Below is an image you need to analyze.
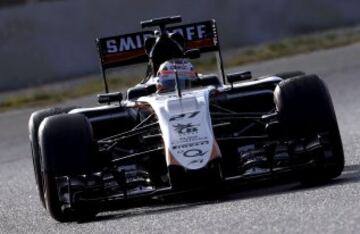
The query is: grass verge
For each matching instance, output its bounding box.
[1,25,360,112]
[0,76,139,112]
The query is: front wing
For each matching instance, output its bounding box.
[55,133,331,210]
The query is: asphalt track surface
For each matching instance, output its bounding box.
[1,43,360,234]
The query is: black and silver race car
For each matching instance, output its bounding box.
[29,16,344,222]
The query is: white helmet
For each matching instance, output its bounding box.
[156,59,197,92]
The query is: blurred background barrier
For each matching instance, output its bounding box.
[1,0,360,91]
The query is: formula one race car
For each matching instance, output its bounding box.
[29,16,344,222]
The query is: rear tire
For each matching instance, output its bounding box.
[39,113,96,222]
[29,106,77,208]
[274,74,344,183]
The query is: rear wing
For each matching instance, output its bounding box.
[96,20,225,92]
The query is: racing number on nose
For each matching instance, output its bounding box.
[169,111,200,122]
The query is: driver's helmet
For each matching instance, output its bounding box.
[156,59,197,92]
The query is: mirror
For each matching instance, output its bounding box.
[97,92,123,104]
[227,71,252,84]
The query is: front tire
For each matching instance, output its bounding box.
[39,113,96,222]
[274,74,344,183]
[29,106,77,208]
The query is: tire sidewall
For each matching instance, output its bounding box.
[274,75,344,180]
[39,113,95,221]
[29,106,77,208]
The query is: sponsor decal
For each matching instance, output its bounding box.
[105,33,153,53]
[171,136,208,144]
[173,123,199,135]
[169,111,200,122]
[104,23,210,54]
[169,24,207,41]
[183,149,208,158]
[172,141,209,150]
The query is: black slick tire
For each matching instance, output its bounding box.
[28,106,77,208]
[39,113,95,222]
[274,74,344,183]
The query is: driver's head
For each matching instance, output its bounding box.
[156,59,197,93]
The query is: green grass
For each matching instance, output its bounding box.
[228,29,360,67]
[1,26,360,112]
[0,76,139,112]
